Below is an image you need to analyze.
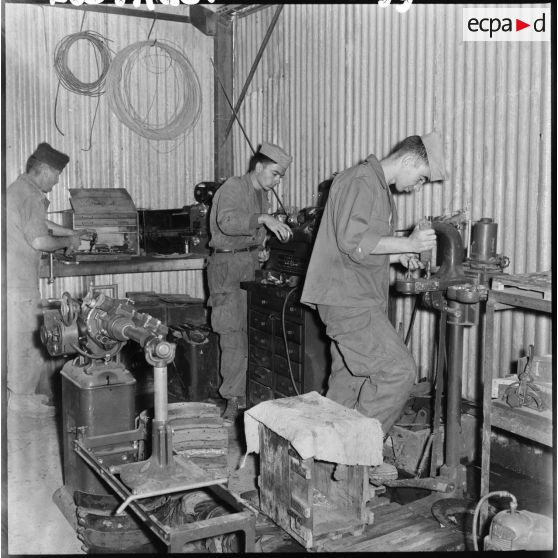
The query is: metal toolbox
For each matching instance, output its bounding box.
[68,188,139,260]
[243,281,329,408]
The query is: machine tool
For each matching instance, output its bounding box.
[472,491,553,550]
[391,215,509,496]
[41,288,255,553]
[261,205,325,285]
[139,181,220,255]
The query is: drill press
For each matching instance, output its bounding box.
[391,216,508,495]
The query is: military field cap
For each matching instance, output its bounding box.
[421,132,446,182]
[259,142,293,173]
[31,142,70,172]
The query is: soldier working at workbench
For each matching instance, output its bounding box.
[301,133,446,483]
[6,142,93,417]
[207,142,293,424]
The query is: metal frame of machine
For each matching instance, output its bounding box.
[389,215,509,496]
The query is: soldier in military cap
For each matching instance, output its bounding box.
[208,142,293,424]
[301,132,446,483]
[6,142,92,417]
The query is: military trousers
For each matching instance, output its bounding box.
[207,251,259,400]
[317,304,416,434]
[7,286,47,395]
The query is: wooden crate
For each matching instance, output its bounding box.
[258,425,373,549]
[491,271,552,300]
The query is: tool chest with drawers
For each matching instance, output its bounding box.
[241,282,330,408]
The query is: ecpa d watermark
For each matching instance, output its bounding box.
[463,8,550,42]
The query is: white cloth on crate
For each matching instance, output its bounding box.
[243,391,383,466]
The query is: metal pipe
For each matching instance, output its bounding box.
[445,307,464,470]
[48,253,55,284]
[383,477,455,493]
[153,366,168,422]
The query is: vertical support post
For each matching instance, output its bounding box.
[445,318,463,471]
[153,365,168,422]
[480,297,496,524]
[214,15,234,181]
[152,365,173,468]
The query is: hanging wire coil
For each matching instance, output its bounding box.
[106,40,202,141]
[54,30,113,96]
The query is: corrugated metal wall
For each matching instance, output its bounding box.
[232,3,552,402]
[4,3,213,301]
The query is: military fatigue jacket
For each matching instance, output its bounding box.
[301,155,396,310]
[209,173,268,251]
[6,174,50,289]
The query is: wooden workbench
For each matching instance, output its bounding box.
[39,254,206,279]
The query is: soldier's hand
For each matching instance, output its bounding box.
[259,215,292,243]
[399,254,423,270]
[69,234,82,250]
[409,224,436,253]
[258,247,270,263]
[77,228,96,240]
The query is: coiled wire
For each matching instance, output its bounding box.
[54,30,112,96]
[53,30,112,146]
[106,40,202,141]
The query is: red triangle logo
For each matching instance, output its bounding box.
[516,19,530,31]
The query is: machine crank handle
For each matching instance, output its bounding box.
[418,218,433,279]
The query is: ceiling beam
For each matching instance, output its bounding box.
[6,2,196,27]
[189,5,217,36]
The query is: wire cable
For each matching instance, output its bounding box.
[404,296,418,346]
[281,287,300,396]
[53,30,113,141]
[54,30,113,97]
[106,40,202,141]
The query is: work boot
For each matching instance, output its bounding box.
[222,397,240,426]
[8,393,56,418]
[368,462,398,484]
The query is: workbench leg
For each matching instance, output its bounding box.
[480,299,496,527]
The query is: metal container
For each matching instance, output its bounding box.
[469,218,498,263]
[61,360,137,497]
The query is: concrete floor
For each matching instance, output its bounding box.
[7,411,84,554]
[6,408,258,554]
